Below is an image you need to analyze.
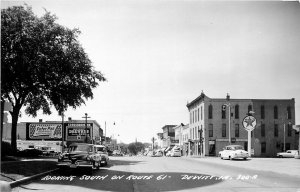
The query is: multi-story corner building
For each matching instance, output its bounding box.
[187,92,297,157]
[161,125,177,149]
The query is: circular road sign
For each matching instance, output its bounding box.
[242,116,257,131]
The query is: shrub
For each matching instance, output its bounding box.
[1,141,13,158]
[17,149,43,157]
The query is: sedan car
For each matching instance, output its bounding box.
[219,145,249,160]
[94,144,109,166]
[277,150,299,158]
[57,143,102,170]
[170,149,181,157]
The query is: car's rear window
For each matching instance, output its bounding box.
[69,145,92,152]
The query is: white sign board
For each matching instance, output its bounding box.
[242,116,257,131]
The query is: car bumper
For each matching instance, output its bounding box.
[57,161,95,168]
[232,154,249,159]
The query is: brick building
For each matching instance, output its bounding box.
[187,92,298,157]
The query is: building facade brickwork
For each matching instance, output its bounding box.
[187,92,297,157]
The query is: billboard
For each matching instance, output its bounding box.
[66,123,93,141]
[26,123,62,140]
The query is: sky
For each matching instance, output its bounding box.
[2,0,300,144]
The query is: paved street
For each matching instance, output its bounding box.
[15,156,300,192]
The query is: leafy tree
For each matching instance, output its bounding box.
[1,5,106,152]
[127,142,145,155]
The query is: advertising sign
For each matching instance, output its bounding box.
[66,123,93,141]
[26,123,62,140]
[242,116,257,131]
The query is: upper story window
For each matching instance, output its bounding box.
[222,124,226,137]
[261,105,265,119]
[235,105,239,119]
[288,124,292,137]
[197,108,199,122]
[248,105,252,114]
[274,124,278,137]
[274,106,278,119]
[287,106,292,119]
[221,105,226,119]
[208,105,213,119]
[209,124,213,137]
[261,124,265,137]
[201,106,203,120]
[235,124,239,137]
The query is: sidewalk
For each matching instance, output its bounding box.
[1,157,59,191]
[185,156,300,177]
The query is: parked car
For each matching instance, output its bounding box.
[36,146,56,156]
[170,149,181,157]
[219,145,249,160]
[277,150,299,158]
[94,144,109,166]
[57,143,102,170]
[154,151,163,157]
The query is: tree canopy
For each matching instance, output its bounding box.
[1,5,106,151]
[128,142,145,155]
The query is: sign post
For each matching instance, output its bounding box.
[242,115,257,157]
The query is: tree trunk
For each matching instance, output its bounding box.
[10,108,20,154]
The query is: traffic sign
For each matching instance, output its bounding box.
[242,116,257,131]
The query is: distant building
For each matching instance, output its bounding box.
[161,125,177,149]
[156,133,163,148]
[187,92,297,157]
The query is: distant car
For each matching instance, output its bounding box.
[57,143,102,170]
[154,151,163,157]
[166,151,172,157]
[170,149,181,157]
[94,145,109,166]
[147,151,154,156]
[277,150,299,158]
[219,145,249,160]
[112,150,123,156]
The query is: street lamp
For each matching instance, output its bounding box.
[223,93,231,145]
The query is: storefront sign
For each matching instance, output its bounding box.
[26,123,62,140]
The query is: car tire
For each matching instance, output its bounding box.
[243,158,247,160]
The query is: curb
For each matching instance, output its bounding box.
[0,168,59,192]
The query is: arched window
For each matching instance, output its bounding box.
[274,106,278,119]
[235,105,239,119]
[248,105,252,114]
[261,105,265,119]
[287,106,292,119]
[208,105,213,119]
[221,105,226,119]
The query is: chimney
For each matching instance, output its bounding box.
[39,119,43,122]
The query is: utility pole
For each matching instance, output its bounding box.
[82,113,90,143]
